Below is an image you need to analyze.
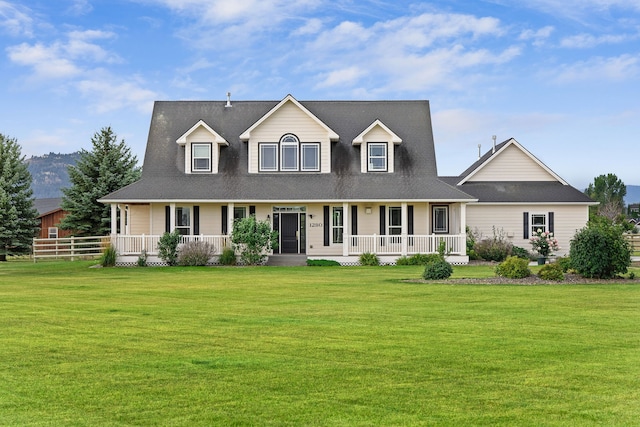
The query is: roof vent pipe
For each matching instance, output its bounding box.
[492,135,496,153]
[478,144,481,160]
[225,92,232,108]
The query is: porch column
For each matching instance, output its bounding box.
[110,204,118,235]
[119,205,126,236]
[342,202,349,257]
[169,203,176,232]
[228,203,234,236]
[401,202,408,256]
[460,203,467,256]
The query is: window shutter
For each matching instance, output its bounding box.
[165,206,171,233]
[351,205,358,235]
[408,205,414,235]
[323,206,330,246]
[193,206,200,235]
[523,212,529,239]
[548,212,554,233]
[379,206,386,235]
[249,205,256,216]
[221,206,228,235]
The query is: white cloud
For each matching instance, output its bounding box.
[0,1,33,37]
[552,54,640,82]
[519,26,554,46]
[292,18,324,36]
[560,32,635,48]
[66,0,93,16]
[77,76,159,114]
[315,66,366,88]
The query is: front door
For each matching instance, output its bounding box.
[280,213,299,254]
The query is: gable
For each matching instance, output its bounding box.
[460,139,563,184]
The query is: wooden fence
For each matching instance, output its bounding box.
[32,236,110,262]
[624,234,640,252]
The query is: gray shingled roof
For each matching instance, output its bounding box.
[101,99,475,202]
[438,179,594,203]
[33,198,63,216]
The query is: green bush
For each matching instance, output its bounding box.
[538,262,565,281]
[422,257,453,280]
[232,216,279,266]
[359,252,380,266]
[511,246,530,260]
[556,257,572,273]
[218,247,237,266]
[157,230,181,266]
[307,259,341,266]
[495,256,530,279]
[569,218,631,279]
[474,227,513,262]
[466,227,479,260]
[100,245,117,267]
[396,253,441,265]
[178,241,214,266]
[137,249,147,267]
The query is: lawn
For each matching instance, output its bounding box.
[1,261,639,426]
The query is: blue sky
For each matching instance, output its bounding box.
[1,0,639,189]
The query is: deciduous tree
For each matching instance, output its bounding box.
[585,173,626,221]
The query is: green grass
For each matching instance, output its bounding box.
[1,261,640,426]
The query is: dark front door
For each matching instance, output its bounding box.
[280,213,299,253]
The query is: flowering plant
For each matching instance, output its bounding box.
[529,229,559,257]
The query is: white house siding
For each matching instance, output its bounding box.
[183,126,222,174]
[465,204,589,257]
[468,144,556,182]
[248,101,332,173]
[129,204,151,235]
[358,125,397,173]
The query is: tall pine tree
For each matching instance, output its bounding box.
[0,134,39,258]
[60,127,141,236]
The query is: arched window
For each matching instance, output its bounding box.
[280,134,299,171]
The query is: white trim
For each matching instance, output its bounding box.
[100,198,479,204]
[239,94,339,141]
[457,138,568,186]
[176,120,229,146]
[352,119,402,145]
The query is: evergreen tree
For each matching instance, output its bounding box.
[0,134,39,257]
[60,127,141,236]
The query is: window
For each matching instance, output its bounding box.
[280,134,298,171]
[48,227,58,238]
[332,207,343,244]
[531,213,546,235]
[388,206,402,235]
[234,207,247,221]
[259,135,320,172]
[175,206,190,235]
[260,144,278,171]
[301,143,320,171]
[368,143,387,171]
[192,143,211,172]
[433,206,448,233]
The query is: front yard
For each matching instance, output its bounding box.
[1,261,639,425]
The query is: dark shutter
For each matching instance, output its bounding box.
[351,205,358,235]
[249,205,256,216]
[523,212,529,239]
[548,212,554,233]
[193,206,200,235]
[408,205,414,234]
[221,206,228,234]
[379,206,386,235]
[323,206,330,246]
[165,206,171,233]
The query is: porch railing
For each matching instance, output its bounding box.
[349,234,466,255]
[114,234,231,255]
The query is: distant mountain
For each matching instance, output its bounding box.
[26,152,81,199]
[626,185,640,205]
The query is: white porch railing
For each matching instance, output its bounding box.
[114,234,231,255]
[349,234,466,255]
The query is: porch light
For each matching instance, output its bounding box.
[365,207,372,214]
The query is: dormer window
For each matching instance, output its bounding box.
[257,134,320,172]
[281,134,299,171]
[368,143,387,171]
[192,143,212,172]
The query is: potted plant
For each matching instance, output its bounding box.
[530,229,560,264]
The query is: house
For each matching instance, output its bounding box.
[33,198,72,239]
[99,94,594,265]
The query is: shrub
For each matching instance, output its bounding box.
[511,246,530,260]
[538,262,565,281]
[556,257,572,273]
[466,226,479,260]
[137,249,147,267]
[232,215,279,265]
[100,245,117,267]
[474,227,513,262]
[178,241,214,266]
[569,218,631,279]
[157,230,181,266]
[307,259,341,266]
[218,246,237,266]
[495,256,530,279]
[359,252,380,266]
[422,257,453,280]
[397,253,441,265]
